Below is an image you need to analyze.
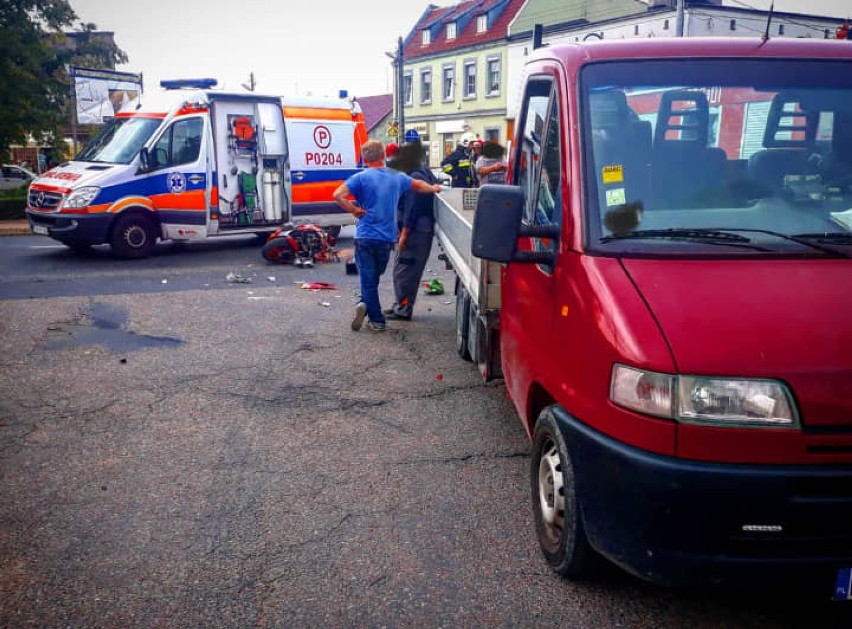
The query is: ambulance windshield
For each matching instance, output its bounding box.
[77,117,162,164]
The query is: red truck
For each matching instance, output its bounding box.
[435,37,852,594]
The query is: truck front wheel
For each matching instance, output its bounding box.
[531,406,594,578]
[111,213,156,259]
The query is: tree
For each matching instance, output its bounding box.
[0,0,128,161]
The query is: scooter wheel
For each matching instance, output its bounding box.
[261,237,296,264]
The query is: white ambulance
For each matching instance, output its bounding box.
[26,80,366,257]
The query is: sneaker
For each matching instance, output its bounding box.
[386,311,411,321]
[367,321,387,332]
[351,302,367,331]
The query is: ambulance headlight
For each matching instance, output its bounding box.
[62,186,100,210]
[610,364,799,428]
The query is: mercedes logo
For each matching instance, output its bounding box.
[35,191,45,208]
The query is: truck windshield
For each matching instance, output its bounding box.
[581,58,852,256]
[76,117,162,164]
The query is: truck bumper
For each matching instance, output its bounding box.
[553,407,852,589]
[27,210,111,246]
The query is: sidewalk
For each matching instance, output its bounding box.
[0,219,31,236]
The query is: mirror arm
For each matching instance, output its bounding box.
[512,250,555,265]
[519,223,560,239]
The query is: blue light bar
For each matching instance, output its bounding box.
[160,78,218,90]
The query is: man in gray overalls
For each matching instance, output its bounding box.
[385,141,439,321]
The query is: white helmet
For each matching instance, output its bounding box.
[460,132,476,147]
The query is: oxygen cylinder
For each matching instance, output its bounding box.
[262,169,282,221]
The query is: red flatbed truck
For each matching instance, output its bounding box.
[436,37,852,595]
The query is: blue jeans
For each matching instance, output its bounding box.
[355,238,394,325]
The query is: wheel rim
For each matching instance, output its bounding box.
[537,439,565,544]
[124,224,148,249]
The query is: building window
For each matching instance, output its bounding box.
[463,60,477,98]
[447,22,456,40]
[634,24,639,35]
[403,72,412,106]
[422,29,431,46]
[486,56,501,96]
[664,19,669,30]
[442,64,455,101]
[484,128,499,142]
[420,68,432,104]
[477,14,487,33]
[730,19,736,31]
[778,24,785,35]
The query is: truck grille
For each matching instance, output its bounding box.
[28,189,63,212]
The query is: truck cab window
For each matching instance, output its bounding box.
[150,117,204,169]
[516,79,561,267]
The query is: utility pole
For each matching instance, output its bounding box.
[676,0,685,37]
[397,36,405,142]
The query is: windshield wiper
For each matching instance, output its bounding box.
[600,228,754,245]
[791,232,852,244]
[732,229,851,258]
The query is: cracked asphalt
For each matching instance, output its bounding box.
[0,241,849,627]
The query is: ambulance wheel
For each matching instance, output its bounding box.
[531,406,594,579]
[261,237,295,264]
[325,226,341,239]
[111,213,156,259]
[455,279,471,361]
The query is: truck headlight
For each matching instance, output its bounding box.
[62,186,100,210]
[610,364,799,428]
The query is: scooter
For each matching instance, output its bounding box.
[261,223,338,266]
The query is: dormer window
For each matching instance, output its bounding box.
[422,29,431,46]
[477,14,487,33]
[447,22,457,40]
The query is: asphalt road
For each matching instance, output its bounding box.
[0,231,849,627]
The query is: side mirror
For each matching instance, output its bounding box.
[472,184,560,265]
[472,184,524,262]
[139,147,149,171]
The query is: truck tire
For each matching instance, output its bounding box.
[531,406,594,578]
[455,281,472,361]
[111,213,156,259]
[261,237,295,263]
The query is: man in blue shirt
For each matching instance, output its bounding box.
[333,140,441,331]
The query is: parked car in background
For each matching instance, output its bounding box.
[0,165,37,191]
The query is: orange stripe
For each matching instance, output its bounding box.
[292,181,343,204]
[108,197,155,213]
[150,190,207,210]
[282,107,353,121]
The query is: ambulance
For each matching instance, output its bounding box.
[282,95,368,237]
[25,80,366,257]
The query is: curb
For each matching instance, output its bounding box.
[0,220,31,236]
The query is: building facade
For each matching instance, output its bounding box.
[400,0,526,167]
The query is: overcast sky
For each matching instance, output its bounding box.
[69,0,850,100]
[68,0,456,99]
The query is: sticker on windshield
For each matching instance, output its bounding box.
[602,165,623,184]
[606,188,626,206]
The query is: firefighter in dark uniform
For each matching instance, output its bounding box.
[440,132,477,188]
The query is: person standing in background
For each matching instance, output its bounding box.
[385,141,439,321]
[333,140,441,332]
[440,132,476,188]
[476,140,508,185]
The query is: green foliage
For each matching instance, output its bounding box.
[0,0,128,161]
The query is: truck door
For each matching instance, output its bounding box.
[503,77,565,405]
[210,96,290,230]
[145,115,208,240]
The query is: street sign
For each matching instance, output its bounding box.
[404,129,420,142]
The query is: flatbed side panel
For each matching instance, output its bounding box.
[434,191,480,305]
